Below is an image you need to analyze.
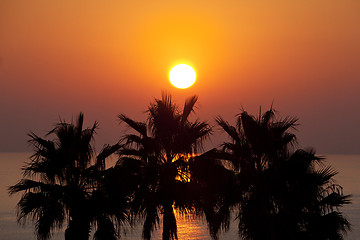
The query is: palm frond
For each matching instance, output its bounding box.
[216,116,240,143]
[272,116,298,136]
[320,192,351,210]
[8,179,62,195]
[96,143,122,169]
[28,132,56,153]
[181,95,198,124]
[142,205,160,240]
[16,192,65,240]
[118,114,147,137]
[315,166,338,185]
[261,109,275,127]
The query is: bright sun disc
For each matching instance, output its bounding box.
[169,64,196,89]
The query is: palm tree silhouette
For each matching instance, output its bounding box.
[215,108,351,239]
[8,113,125,240]
[8,104,351,240]
[117,93,211,240]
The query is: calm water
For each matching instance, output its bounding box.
[1,153,359,240]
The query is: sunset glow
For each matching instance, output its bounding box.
[0,1,359,153]
[1,1,360,239]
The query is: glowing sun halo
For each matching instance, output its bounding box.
[169,64,196,89]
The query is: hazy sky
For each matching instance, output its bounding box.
[0,0,359,154]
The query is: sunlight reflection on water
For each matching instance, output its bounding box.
[121,212,239,240]
[177,215,212,240]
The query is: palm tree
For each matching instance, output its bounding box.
[8,113,126,240]
[238,148,351,240]
[216,108,351,239]
[117,93,211,240]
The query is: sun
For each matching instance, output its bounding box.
[169,64,196,89]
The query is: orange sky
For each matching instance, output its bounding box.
[1,0,359,153]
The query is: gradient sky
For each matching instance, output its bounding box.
[0,0,359,154]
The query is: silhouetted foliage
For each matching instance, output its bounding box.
[188,148,238,239]
[9,96,351,240]
[9,113,126,240]
[214,108,351,240]
[117,93,211,240]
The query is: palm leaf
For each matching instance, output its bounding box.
[181,95,198,124]
[96,143,122,169]
[216,116,240,143]
[118,114,147,137]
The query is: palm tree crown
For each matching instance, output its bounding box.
[117,93,211,240]
[215,108,351,240]
[9,113,124,240]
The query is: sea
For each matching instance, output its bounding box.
[1,153,359,240]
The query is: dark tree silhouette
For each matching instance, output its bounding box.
[188,148,238,240]
[214,108,351,239]
[8,113,126,240]
[117,93,211,240]
[8,101,351,240]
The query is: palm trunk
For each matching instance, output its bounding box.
[162,200,178,240]
[65,216,90,240]
[65,201,91,240]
